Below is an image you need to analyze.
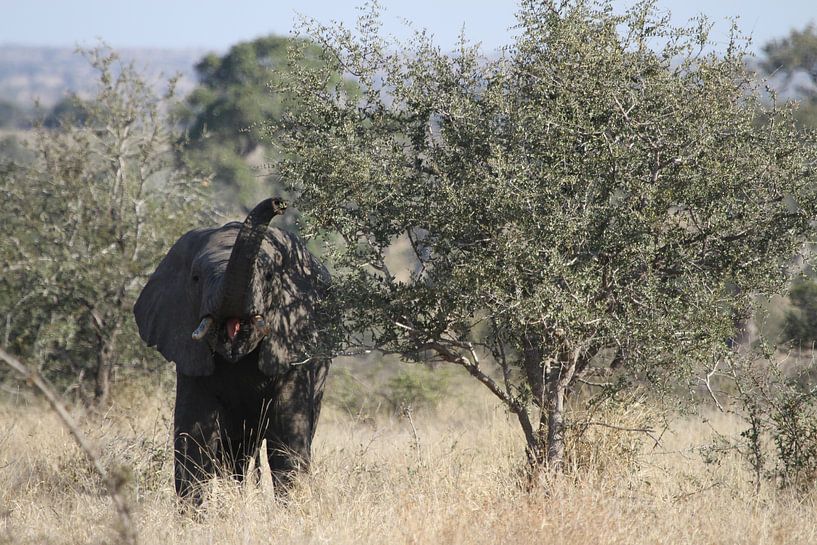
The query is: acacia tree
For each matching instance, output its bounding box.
[1,49,209,404]
[277,0,817,472]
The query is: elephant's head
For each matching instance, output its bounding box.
[133,199,329,376]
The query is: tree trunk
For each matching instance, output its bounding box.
[521,413,545,471]
[545,373,567,471]
[521,334,545,406]
[92,325,120,406]
[507,335,582,480]
[94,338,115,404]
[541,346,580,473]
[527,365,568,477]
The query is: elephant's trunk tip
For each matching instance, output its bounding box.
[270,198,288,214]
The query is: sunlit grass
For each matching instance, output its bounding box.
[1,369,816,545]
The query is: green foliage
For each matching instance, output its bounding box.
[782,278,817,346]
[762,23,817,88]
[761,23,817,129]
[0,48,211,402]
[177,35,351,211]
[182,37,294,156]
[277,0,817,467]
[724,354,817,492]
[384,366,449,413]
[771,387,817,490]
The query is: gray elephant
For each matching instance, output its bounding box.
[133,198,330,500]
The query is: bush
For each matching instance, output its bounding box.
[782,278,817,347]
[0,48,210,403]
[325,366,379,418]
[384,366,450,414]
[719,353,817,492]
[280,0,817,473]
[770,387,817,490]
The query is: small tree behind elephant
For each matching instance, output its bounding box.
[133,199,331,500]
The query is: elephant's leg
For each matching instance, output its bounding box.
[266,361,329,488]
[174,430,217,501]
[173,376,225,502]
[265,438,303,489]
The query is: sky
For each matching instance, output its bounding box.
[0,0,815,54]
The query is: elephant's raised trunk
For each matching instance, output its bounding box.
[218,198,287,320]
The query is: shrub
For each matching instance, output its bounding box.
[384,366,450,414]
[782,278,817,347]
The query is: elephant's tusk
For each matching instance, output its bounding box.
[253,315,271,336]
[191,316,214,341]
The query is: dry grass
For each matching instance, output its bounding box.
[1,370,816,545]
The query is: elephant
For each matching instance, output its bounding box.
[133,198,331,501]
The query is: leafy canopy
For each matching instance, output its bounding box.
[278,0,817,466]
[761,23,817,129]
[762,23,817,88]
[178,35,353,210]
[182,36,297,157]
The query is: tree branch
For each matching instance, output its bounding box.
[577,419,662,447]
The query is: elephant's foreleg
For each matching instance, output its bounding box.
[266,361,329,487]
[174,428,219,501]
[265,439,306,489]
[173,378,225,501]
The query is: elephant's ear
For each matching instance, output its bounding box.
[133,229,215,377]
[258,228,330,376]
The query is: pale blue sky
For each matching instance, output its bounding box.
[0,1,814,53]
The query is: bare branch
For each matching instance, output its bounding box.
[576,378,615,388]
[577,419,662,448]
[703,358,725,413]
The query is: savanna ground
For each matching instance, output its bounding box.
[1,359,816,545]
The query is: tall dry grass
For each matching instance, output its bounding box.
[1,369,816,545]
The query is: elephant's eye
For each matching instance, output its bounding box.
[192,274,200,283]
